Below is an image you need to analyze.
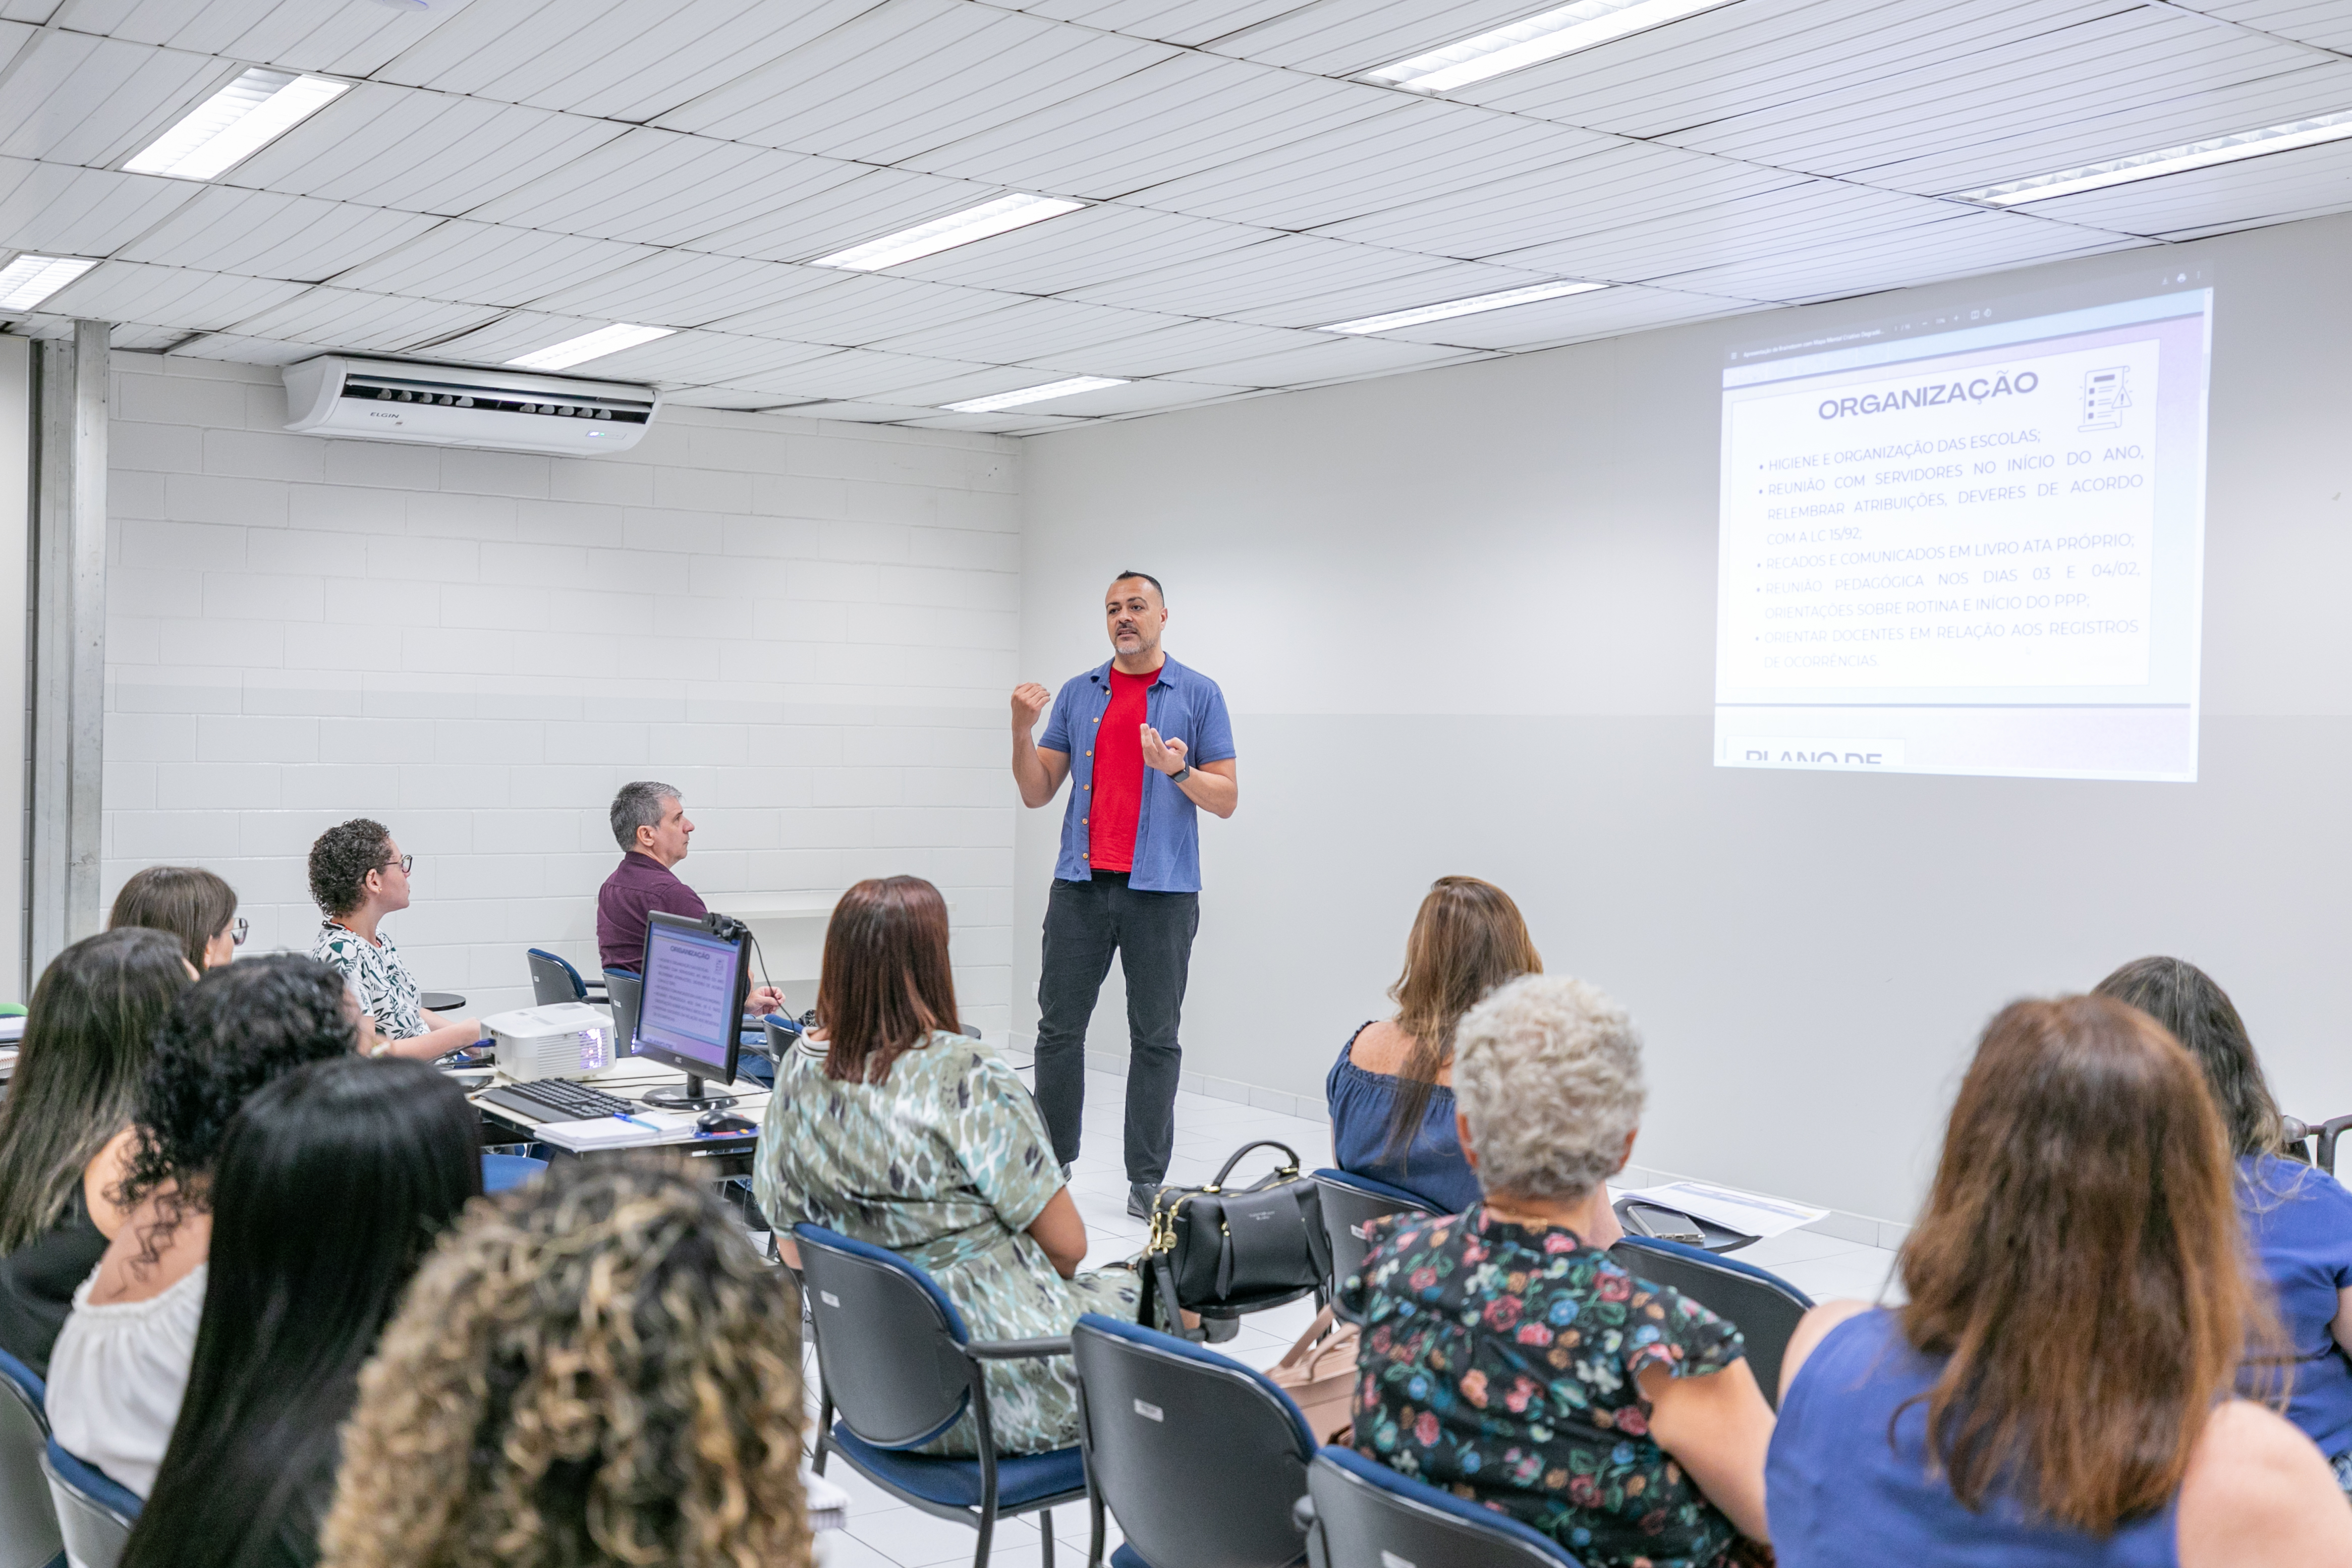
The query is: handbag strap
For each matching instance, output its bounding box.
[1274,1305,1338,1373]
[1209,1138,1302,1191]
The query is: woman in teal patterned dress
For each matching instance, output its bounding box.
[755,875,1140,1457]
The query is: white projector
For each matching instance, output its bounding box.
[483,1002,616,1083]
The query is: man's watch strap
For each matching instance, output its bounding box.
[1168,762,1192,784]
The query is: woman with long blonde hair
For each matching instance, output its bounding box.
[1325,875,1541,1210]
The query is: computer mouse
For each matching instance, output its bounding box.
[696,1108,758,1136]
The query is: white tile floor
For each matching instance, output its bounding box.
[810,1066,1904,1568]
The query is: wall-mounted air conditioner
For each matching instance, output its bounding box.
[282,356,662,456]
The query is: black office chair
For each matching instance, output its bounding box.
[797,1224,1086,1568]
[1310,1169,1442,1320]
[40,1440,137,1568]
[1070,1314,1312,1568]
[2281,1113,2352,1174]
[526,948,606,1007]
[603,967,641,1054]
[1299,1446,1581,1567]
[1608,1235,1814,1410]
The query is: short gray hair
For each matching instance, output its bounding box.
[1453,974,1646,1200]
[609,781,680,852]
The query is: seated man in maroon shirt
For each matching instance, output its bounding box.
[596,780,784,1013]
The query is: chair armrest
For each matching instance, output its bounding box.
[964,1336,1073,1361]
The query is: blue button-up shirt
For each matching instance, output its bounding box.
[1039,655,1236,892]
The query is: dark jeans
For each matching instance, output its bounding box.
[1034,872,1199,1185]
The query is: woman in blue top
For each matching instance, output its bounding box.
[1326,876,1538,1212]
[2096,954,2352,1488]
[1769,995,2352,1567]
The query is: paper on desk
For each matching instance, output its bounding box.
[535,1110,700,1151]
[1618,1180,1829,1239]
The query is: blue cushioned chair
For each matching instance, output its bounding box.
[480,1152,547,1194]
[0,1350,61,1568]
[38,1443,135,1568]
[1608,1235,1814,1409]
[1071,1314,1313,1568]
[1310,1169,1442,1321]
[1301,1446,1581,1568]
[526,948,605,1007]
[796,1224,1086,1568]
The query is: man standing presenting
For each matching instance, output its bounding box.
[1013,573,1238,1218]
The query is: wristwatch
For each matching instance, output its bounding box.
[1168,762,1192,784]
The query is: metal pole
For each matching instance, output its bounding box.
[29,321,107,980]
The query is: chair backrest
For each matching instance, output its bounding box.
[1306,1446,1578,1567]
[480,1152,547,1194]
[604,968,641,1054]
[1312,1169,1442,1296]
[0,1352,60,1568]
[1607,1236,1814,1410]
[795,1225,978,1450]
[1071,1314,1312,1568]
[39,1442,136,1568]
[527,948,586,1005]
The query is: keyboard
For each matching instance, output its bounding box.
[478,1078,640,1124]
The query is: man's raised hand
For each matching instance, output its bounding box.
[1140,725,1189,775]
[1012,683,1052,729]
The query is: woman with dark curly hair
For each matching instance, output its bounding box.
[46,955,361,1496]
[0,928,193,1378]
[305,817,479,1060]
[318,1156,810,1568]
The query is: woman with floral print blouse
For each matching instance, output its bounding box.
[1341,974,1774,1568]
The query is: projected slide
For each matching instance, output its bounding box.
[1714,272,2212,782]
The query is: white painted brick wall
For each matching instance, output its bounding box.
[105,356,1021,1023]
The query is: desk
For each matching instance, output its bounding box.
[470,1056,769,1181]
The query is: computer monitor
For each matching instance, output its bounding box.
[633,911,750,1110]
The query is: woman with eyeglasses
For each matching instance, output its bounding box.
[109,867,247,971]
[306,819,481,1062]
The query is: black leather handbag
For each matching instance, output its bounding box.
[1139,1139,1331,1340]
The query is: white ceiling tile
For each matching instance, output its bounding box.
[327,220,658,308]
[64,0,484,75]
[891,203,1268,294]
[902,408,1087,433]
[1121,99,1617,231]
[704,272,1012,348]
[34,260,305,328]
[0,4,54,19]
[869,295,1202,363]
[550,328,847,386]
[1202,0,1566,76]
[102,322,187,349]
[1009,316,1327,376]
[713,346,1006,400]
[896,55,1399,200]
[2008,133,2352,237]
[465,129,872,248]
[521,251,842,330]
[1168,332,1485,386]
[224,85,629,215]
[0,156,195,255]
[0,32,231,169]
[1010,0,1322,47]
[1651,208,2148,303]
[0,18,33,68]
[658,385,798,409]
[1357,282,1752,349]
[771,399,956,422]
[2194,0,2352,53]
[1065,233,1546,323]
[217,286,508,354]
[161,331,336,365]
[116,187,438,281]
[654,0,1179,165]
[685,164,1014,265]
[374,0,891,121]
[1311,143,1806,261]
[997,375,1258,415]
[397,309,599,365]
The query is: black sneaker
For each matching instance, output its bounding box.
[1127,1183,1158,1219]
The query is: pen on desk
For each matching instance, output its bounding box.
[614,1112,658,1130]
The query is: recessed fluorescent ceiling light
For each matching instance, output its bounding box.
[1954,108,2352,205]
[1321,280,1609,334]
[1364,0,1733,93]
[124,68,349,180]
[812,194,1087,271]
[0,254,98,312]
[507,323,675,371]
[944,376,1127,414]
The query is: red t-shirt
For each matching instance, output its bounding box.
[1086,666,1158,873]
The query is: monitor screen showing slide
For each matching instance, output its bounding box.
[1714,267,2213,781]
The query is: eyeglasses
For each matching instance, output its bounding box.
[382,854,414,874]
[229,917,248,947]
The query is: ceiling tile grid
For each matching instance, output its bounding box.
[0,0,2345,431]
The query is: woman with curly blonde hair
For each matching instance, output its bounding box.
[318,1155,810,1568]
